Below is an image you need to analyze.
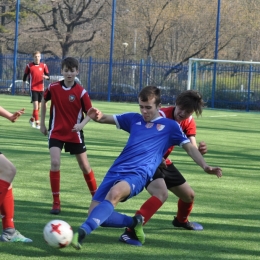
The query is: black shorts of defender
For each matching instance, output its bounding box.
[145,163,186,189]
[49,138,87,155]
[30,91,43,103]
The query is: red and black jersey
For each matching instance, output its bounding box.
[44,80,92,143]
[23,62,49,92]
[159,106,197,165]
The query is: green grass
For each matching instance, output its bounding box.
[0,94,259,260]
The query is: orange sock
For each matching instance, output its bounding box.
[50,170,60,204]
[176,199,193,223]
[0,179,10,207]
[135,196,163,225]
[0,188,14,229]
[83,170,97,196]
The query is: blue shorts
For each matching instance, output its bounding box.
[93,171,147,203]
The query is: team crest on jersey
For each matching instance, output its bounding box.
[69,95,76,102]
[145,122,154,128]
[156,124,165,131]
[39,67,42,71]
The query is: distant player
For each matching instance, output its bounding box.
[22,50,50,129]
[40,57,97,215]
[0,106,32,242]
[71,86,222,249]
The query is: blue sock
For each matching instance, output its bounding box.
[100,211,134,228]
[80,200,114,234]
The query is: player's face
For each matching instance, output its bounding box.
[174,106,193,122]
[139,97,161,122]
[61,66,79,84]
[34,53,41,64]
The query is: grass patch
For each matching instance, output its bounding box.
[0,94,259,259]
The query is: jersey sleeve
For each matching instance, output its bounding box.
[44,64,50,75]
[181,117,197,136]
[23,64,30,75]
[114,113,137,133]
[81,90,92,113]
[43,87,51,102]
[169,121,190,147]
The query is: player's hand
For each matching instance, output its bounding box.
[10,108,25,122]
[198,141,207,155]
[204,166,222,178]
[87,107,103,121]
[40,125,48,136]
[72,123,83,132]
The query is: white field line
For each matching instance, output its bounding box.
[207,115,237,117]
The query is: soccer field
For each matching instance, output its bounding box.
[0,94,259,260]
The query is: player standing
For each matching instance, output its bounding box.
[40,57,97,215]
[22,51,50,129]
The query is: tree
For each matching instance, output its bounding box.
[4,0,108,57]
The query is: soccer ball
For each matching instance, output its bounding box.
[43,220,73,248]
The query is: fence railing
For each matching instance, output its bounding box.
[0,54,260,111]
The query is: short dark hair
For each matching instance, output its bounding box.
[175,90,204,116]
[138,86,161,106]
[61,57,79,70]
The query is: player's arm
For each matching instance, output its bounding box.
[22,73,28,90]
[87,107,116,125]
[72,115,91,132]
[0,106,25,122]
[40,98,48,135]
[189,136,207,155]
[43,74,50,80]
[182,142,222,178]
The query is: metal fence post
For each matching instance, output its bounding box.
[87,56,92,93]
[139,59,143,91]
[246,64,252,112]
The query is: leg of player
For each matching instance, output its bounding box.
[170,182,203,230]
[119,178,167,246]
[49,147,61,215]
[29,99,38,128]
[35,100,40,129]
[75,152,97,196]
[0,186,32,242]
[72,181,145,250]
[0,155,32,242]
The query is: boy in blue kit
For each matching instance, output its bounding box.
[72,86,222,249]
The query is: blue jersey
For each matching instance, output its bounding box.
[109,112,190,180]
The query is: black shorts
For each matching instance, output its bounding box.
[49,138,87,155]
[146,163,186,189]
[31,91,43,103]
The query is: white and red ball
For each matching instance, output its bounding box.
[43,220,73,248]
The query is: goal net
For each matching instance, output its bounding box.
[187,58,260,111]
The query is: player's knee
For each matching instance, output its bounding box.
[51,159,60,170]
[183,190,195,203]
[159,190,168,202]
[106,189,124,206]
[152,189,168,203]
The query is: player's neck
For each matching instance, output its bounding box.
[63,81,75,88]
